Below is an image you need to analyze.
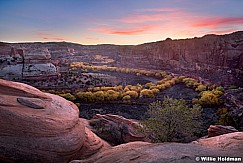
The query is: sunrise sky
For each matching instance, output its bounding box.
[0,0,243,45]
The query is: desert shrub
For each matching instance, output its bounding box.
[141,97,201,142]
[93,91,105,102]
[100,86,114,91]
[124,86,130,92]
[76,91,94,102]
[215,86,224,92]
[211,90,224,96]
[156,84,166,90]
[145,82,154,89]
[156,79,166,85]
[125,90,139,99]
[183,78,200,88]
[195,84,207,92]
[122,95,131,101]
[151,88,160,95]
[198,91,220,106]
[140,89,154,98]
[105,90,120,101]
[59,93,76,101]
[163,81,172,88]
[93,87,101,92]
[113,85,123,92]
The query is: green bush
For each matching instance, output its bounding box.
[122,95,131,101]
[59,93,76,101]
[93,91,105,102]
[141,97,201,142]
[76,91,94,102]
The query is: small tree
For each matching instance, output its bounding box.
[141,97,201,142]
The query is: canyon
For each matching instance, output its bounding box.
[1,31,243,86]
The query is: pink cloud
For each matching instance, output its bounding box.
[88,7,243,37]
[192,17,243,28]
[89,25,154,35]
[36,32,65,41]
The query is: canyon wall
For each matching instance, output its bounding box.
[1,31,242,85]
[118,31,243,86]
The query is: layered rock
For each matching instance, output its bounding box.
[193,132,243,154]
[87,114,147,145]
[0,79,110,163]
[0,46,59,80]
[119,31,243,86]
[72,132,243,163]
[207,125,238,137]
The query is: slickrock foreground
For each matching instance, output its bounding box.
[0,79,110,163]
[71,132,243,163]
[0,79,242,163]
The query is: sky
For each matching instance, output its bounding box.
[0,0,243,45]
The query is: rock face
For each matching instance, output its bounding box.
[119,31,243,86]
[208,125,239,137]
[72,132,243,163]
[193,132,243,154]
[88,114,147,145]
[0,79,110,163]
[0,45,58,80]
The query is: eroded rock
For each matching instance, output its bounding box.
[88,114,147,145]
[71,132,243,163]
[0,79,110,163]
[208,125,238,137]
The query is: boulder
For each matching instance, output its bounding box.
[0,79,110,163]
[208,125,238,137]
[88,114,148,145]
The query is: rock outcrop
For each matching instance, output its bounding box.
[193,132,243,154]
[0,45,59,80]
[1,79,243,162]
[0,79,110,163]
[207,125,238,137]
[88,114,147,145]
[72,132,243,163]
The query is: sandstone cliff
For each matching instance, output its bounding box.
[1,31,243,85]
[119,31,243,86]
